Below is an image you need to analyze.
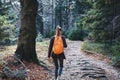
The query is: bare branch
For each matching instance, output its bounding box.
[13,55,26,68]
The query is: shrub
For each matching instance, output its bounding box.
[111,43,120,66]
[36,33,43,42]
[68,28,88,41]
[44,30,55,38]
[49,30,55,37]
[0,16,10,42]
[0,15,19,45]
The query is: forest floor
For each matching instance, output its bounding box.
[0,40,51,80]
[0,40,120,80]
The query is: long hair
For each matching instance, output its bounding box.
[56,25,62,36]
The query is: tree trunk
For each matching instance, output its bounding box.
[15,0,39,64]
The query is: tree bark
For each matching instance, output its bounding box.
[15,0,39,64]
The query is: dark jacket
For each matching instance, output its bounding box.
[48,36,67,59]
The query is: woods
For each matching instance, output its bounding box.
[0,0,120,65]
[0,0,120,79]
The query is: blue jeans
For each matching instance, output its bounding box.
[53,57,64,79]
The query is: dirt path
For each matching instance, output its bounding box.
[56,41,120,80]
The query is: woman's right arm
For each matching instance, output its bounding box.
[48,37,54,58]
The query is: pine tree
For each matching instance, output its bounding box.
[80,0,115,42]
[0,0,10,42]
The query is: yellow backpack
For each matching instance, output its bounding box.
[52,36,64,54]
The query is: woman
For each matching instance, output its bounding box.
[48,25,67,80]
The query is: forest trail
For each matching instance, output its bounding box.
[0,40,120,80]
[50,41,120,80]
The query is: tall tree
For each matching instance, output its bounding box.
[37,0,43,35]
[15,0,39,64]
[55,0,64,27]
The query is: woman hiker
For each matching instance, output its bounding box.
[48,25,67,80]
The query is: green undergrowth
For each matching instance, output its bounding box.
[81,41,120,66]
